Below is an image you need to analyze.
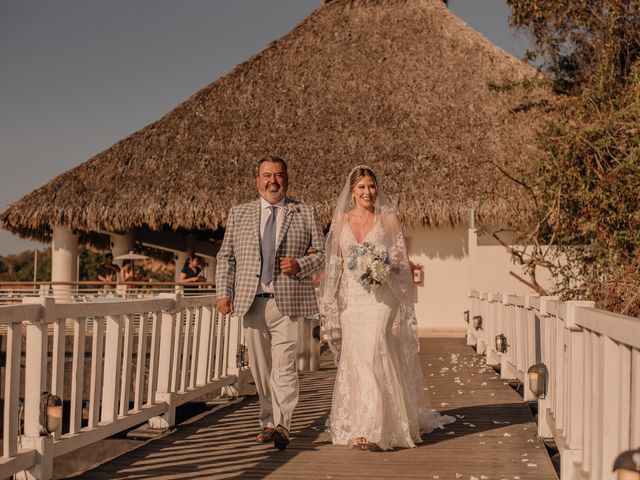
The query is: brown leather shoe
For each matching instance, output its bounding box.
[273,425,290,450]
[256,427,275,443]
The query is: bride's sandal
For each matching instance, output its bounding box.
[354,437,368,450]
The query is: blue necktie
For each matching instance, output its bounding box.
[261,206,277,285]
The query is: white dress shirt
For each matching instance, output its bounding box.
[257,197,286,294]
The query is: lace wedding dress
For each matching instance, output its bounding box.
[328,219,454,450]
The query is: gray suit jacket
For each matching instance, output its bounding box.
[216,197,325,317]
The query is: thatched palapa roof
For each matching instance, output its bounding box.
[1,0,554,243]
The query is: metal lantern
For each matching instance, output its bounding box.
[495,333,507,353]
[39,392,63,435]
[527,363,548,399]
[463,310,470,324]
[236,344,249,369]
[472,315,483,330]
[614,449,640,480]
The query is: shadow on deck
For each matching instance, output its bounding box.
[69,338,558,480]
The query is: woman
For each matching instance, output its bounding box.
[319,165,454,451]
[179,256,204,283]
[120,260,135,283]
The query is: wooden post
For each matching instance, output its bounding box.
[196,305,213,386]
[69,317,86,434]
[119,313,135,417]
[88,317,105,428]
[19,297,55,480]
[148,293,178,430]
[631,349,640,449]
[599,336,630,480]
[4,321,22,458]
[499,296,518,379]
[476,292,488,355]
[486,293,500,366]
[536,296,558,439]
[466,290,479,347]
[560,300,593,478]
[134,313,149,411]
[189,306,203,389]
[101,315,124,423]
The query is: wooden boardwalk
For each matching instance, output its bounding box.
[70,338,558,480]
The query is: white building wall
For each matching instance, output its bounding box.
[405,225,553,332]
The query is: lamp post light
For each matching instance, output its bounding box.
[236,344,249,369]
[472,315,482,330]
[39,392,63,435]
[614,449,640,480]
[526,363,548,399]
[495,333,507,353]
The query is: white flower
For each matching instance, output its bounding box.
[370,260,389,282]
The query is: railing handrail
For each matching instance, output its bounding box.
[467,289,639,480]
[483,292,640,350]
[0,280,216,287]
[0,293,244,480]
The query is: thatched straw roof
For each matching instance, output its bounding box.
[1,0,554,243]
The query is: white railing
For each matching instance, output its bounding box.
[0,282,216,305]
[0,293,243,480]
[467,290,640,480]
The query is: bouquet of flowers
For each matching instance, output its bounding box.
[346,242,391,286]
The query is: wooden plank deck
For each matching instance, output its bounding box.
[69,338,558,480]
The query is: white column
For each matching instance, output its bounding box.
[51,226,78,301]
[110,232,135,265]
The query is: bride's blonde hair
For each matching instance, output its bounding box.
[349,165,378,193]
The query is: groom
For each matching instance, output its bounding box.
[216,156,325,450]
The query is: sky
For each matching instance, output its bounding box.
[0,0,531,254]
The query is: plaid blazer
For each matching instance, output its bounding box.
[216,197,325,317]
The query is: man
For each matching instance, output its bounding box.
[97,252,120,286]
[216,156,325,450]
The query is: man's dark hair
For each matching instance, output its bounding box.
[105,252,113,259]
[257,155,288,176]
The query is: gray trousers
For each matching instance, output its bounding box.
[243,297,300,430]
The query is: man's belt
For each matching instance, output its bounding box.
[255,292,275,298]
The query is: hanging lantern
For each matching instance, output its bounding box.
[472,315,483,330]
[39,392,63,435]
[236,344,249,368]
[527,363,548,399]
[613,449,640,480]
[495,333,507,353]
[463,310,469,324]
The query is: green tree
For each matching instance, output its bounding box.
[483,1,640,315]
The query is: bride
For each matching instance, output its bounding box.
[319,165,454,451]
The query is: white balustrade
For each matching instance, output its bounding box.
[0,293,243,480]
[468,290,640,480]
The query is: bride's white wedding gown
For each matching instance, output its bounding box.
[329,220,454,450]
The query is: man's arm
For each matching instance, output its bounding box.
[296,206,325,278]
[215,207,236,312]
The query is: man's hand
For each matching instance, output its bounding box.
[279,257,301,275]
[216,297,234,315]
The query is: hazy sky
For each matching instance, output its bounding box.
[0,0,531,254]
